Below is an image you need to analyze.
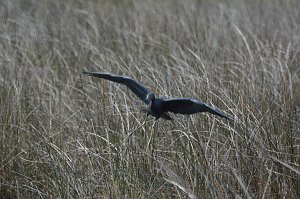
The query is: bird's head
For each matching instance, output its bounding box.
[146,93,155,113]
[146,93,155,102]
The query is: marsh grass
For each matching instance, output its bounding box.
[1,0,299,198]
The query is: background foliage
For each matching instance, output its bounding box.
[1,0,299,198]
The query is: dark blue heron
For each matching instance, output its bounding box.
[83,72,231,120]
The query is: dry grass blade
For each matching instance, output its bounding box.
[270,156,300,176]
[230,166,253,199]
[159,161,199,199]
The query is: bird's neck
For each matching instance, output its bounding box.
[151,99,155,106]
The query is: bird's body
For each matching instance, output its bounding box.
[146,97,173,120]
[83,72,231,120]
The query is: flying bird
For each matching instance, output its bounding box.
[83,72,231,120]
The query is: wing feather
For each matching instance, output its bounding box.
[163,98,230,119]
[83,72,150,104]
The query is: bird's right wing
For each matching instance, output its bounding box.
[83,72,150,104]
[163,98,231,119]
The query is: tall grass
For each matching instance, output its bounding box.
[1,0,299,198]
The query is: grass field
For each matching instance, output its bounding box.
[1,0,300,198]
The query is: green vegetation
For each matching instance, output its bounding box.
[1,0,299,198]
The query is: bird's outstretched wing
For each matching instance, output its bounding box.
[163,98,231,119]
[83,72,150,104]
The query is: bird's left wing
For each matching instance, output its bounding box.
[163,98,231,119]
[83,72,150,104]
